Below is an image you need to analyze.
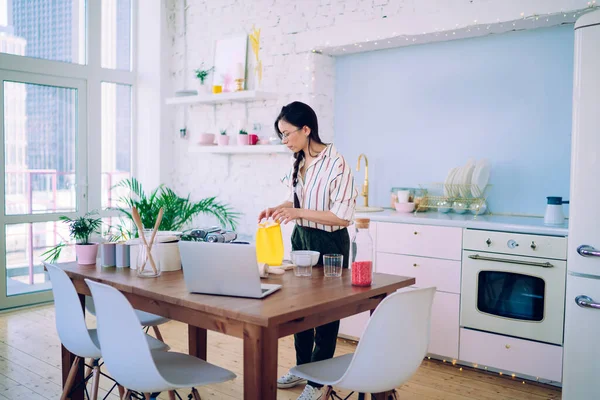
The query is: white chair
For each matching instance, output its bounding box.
[85,278,236,399]
[44,262,169,400]
[290,287,436,400]
[85,296,170,341]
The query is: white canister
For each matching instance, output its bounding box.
[396,190,410,203]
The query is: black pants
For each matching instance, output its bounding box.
[291,225,350,388]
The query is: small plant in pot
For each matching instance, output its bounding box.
[194,63,214,93]
[42,211,103,265]
[218,129,229,146]
[237,129,249,145]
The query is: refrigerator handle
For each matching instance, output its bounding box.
[576,295,600,310]
[577,245,600,258]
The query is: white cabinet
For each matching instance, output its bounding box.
[339,221,462,362]
[459,328,563,382]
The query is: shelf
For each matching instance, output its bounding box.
[188,144,290,155]
[165,90,277,105]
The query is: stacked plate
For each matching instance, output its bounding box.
[444,159,491,198]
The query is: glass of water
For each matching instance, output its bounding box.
[324,254,343,277]
[293,254,313,277]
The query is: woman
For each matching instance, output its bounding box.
[258,101,358,400]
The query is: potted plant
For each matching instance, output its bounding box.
[110,178,239,270]
[194,63,214,93]
[42,211,103,265]
[217,129,229,146]
[237,129,249,145]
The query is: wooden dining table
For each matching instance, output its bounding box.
[58,262,415,400]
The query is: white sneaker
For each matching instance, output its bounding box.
[277,372,307,389]
[297,384,323,400]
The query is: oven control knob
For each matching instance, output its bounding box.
[507,240,519,249]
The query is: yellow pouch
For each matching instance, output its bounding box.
[256,220,284,266]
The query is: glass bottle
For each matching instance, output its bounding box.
[136,229,161,278]
[350,218,373,287]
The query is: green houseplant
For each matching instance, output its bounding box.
[111,177,239,236]
[194,63,214,92]
[237,129,249,146]
[218,129,229,146]
[42,211,103,265]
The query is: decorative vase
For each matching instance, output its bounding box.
[218,135,230,146]
[101,243,116,267]
[237,135,249,145]
[76,243,99,265]
[198,80,210,94]
[115,243,130,268]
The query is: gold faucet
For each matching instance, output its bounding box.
[356,154,369,207]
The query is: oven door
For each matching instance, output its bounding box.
[460,250,566,345]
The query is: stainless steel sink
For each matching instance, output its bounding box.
[356,206,385,213]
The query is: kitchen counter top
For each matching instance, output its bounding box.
[354,209,569,236]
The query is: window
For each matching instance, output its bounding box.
[101,82,131,209]
[0,0,86,64]
[0,1,135,309]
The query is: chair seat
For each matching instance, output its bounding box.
[291,353,353,387]
[152,351,236,389]
[135,310,170,326]
[88,329,169,352]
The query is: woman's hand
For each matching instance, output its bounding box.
[272,207,303,224]
[257,207,276,222]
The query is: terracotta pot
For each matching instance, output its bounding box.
[76,243,99,265]
[217,135,230,146]
[237,134,249,145]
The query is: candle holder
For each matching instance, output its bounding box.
[235,78,245,92]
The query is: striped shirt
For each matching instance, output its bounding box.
[281,144,357,232]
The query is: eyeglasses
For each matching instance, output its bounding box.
[280,128,301,141]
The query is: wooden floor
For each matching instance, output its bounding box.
[0,304,561,400]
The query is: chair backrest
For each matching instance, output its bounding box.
[43,262,101,358]
[336,286,436,393]
[84,278,168,392]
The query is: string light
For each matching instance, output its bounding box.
[459,368,463,371]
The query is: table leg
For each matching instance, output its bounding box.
[243,324,278,400]
[188,325,207,360]
[371,391,395,400]
[62,293,85,400]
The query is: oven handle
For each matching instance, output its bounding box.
[468,254,554,268]
[575,296,600,310]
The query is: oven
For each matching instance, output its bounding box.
[460,229,568,345]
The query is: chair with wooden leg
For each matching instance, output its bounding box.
[44,262,169,400]
[85,278,236,400]
[290,287,436,400]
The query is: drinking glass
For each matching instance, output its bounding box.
[324,254,343,277]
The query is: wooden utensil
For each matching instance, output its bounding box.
[142,208,164,269]
[131,207,158,274]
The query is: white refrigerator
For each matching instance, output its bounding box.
[562,9,600,400]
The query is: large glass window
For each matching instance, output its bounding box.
[101,82,131,209]
[0,0,86,64]
[4,81,78,215]
[101,0,131,70]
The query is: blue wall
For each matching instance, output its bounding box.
[334,26,574,216]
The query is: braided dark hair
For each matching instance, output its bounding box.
[274,101,324,208]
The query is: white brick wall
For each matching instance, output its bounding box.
[164,0,591,237]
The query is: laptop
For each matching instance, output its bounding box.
[178,241,282,299]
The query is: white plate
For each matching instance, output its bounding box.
[444,167,458,197]
[471,159,490,197]
[460,159,476,198]
[451,165,464,197]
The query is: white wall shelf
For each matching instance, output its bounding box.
[166,90,277,105]
[188,144,290,155]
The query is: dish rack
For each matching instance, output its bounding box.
[415,183,491,217]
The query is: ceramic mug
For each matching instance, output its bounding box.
[397,190,410,203]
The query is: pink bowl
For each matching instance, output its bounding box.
[198,133,215,145]
[394,202,415,213]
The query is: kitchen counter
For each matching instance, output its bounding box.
[354,209,568,236]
